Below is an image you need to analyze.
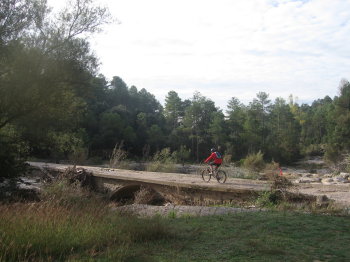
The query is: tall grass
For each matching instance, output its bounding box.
[146,148,176,173]
[0,180,171,261]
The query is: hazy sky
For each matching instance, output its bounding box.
[50,0,350,110]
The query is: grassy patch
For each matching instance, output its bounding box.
[136,211,350,262]
[2,176,350,261]
[0,180,172,262]
[0,202,171,262]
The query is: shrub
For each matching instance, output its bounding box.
[302,144,324,156]
[243,151,265,172]
[172,145,191,165]
[0,128,29,178]
[324,144,342,164]
[328,153,350,174]
[256,191,280,207]
[223,154,232,164]
[146,148,176,173]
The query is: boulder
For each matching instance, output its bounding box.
[339,172,350,179]
[321,178,334,185]
[333,176,349,183]
[295,177,321,183]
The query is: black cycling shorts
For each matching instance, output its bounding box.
[209,162,221,167]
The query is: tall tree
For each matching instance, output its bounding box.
[164,91,183,129]
[226,97,247,159]
[183,92,217,161]
[0,0,112,176]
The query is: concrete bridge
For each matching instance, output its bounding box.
[29,162,271,205]
[30,162,350,207]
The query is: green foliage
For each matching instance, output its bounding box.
[256,191,280,207]
[1,1,350,171]
[243,151,266,172]
[0,127,29,178]
[146,148,176,173]
[172,145,191,164]
[0,0,112,177]
[302,144,324,156]
[324,144,342,164]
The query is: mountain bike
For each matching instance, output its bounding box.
[201,165,227,183]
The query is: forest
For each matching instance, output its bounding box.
[1,0,350,178]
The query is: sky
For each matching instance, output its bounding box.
[50,0,350,110]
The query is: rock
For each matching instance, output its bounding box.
[339,172,350,179]
[321,178,334,185]
[295,177,321,183]
[333,176,349,183]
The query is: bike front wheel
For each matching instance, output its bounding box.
[216,170,227,183]
[201,168,211,182]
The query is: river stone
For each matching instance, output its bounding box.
[333,176,349,183]
[321,178,334,185]
[339,172,350,179]
[295,177,321,183]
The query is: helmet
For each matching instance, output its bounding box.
[210,148,216,153]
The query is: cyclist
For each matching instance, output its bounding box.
[204,148,223,175]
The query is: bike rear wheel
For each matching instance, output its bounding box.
[216,170,227,183]
[201,168,211,182]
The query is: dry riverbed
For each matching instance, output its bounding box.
[1,160,350,216]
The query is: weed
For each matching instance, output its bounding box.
[168,210,177,219]
[146,148,176,173]
[109,141,127,168]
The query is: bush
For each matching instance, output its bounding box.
[243,151,265,172]
[324,145,342,164]
[146,148,176,173]
[256,191,280,207]
[172,145,191,165]
[0,131,29,178]
[223,154,232,164]
[302,144,324,157]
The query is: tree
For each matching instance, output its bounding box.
[183,92,217,161]
[164,91,183,129]
[0,0,111,131]
[266,97,301,163]
[209,111,227,148]
[244,92,271,154]
[226,97,247,159]
[0,0,112,176]
[331,79,350,150]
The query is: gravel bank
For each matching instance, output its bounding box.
[113,204,264,217]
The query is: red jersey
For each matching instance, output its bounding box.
[204,152,223,164]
